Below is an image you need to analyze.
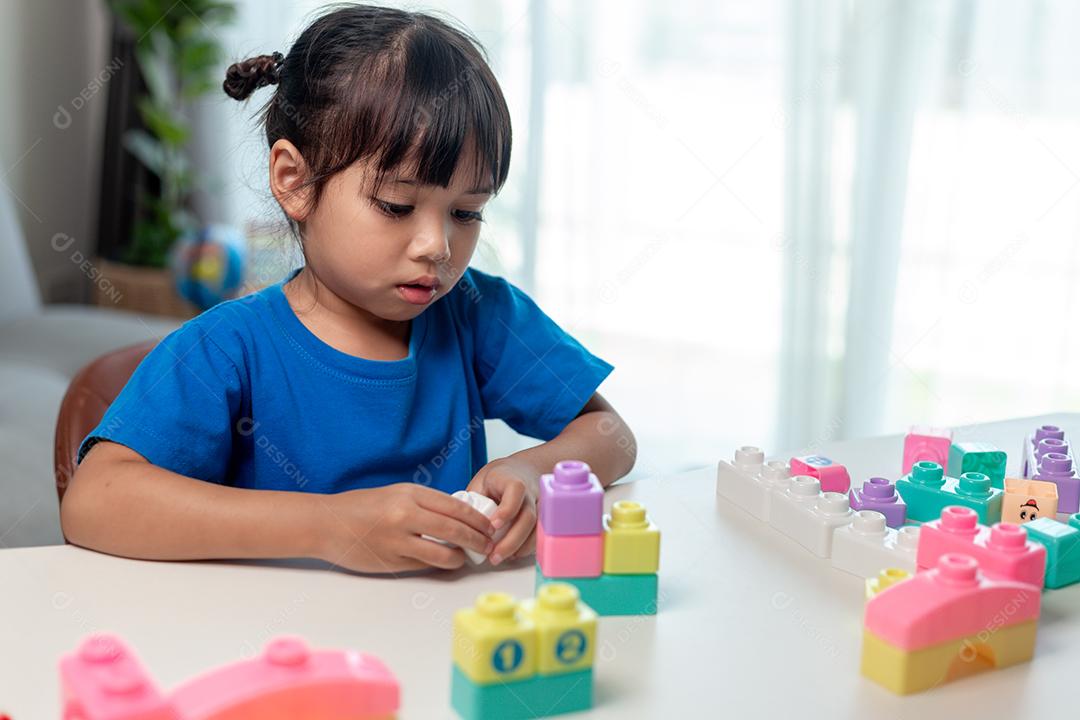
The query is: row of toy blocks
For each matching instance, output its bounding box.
[902,426,952,474]
[451,585,596,719]
[848,477,907,528]
[831,511,920,578]
[895,461,1002,524]
[1024,514,1080,588]
[537,500,660,577]
[535,565,658,616]
[715,446,792,521]
[1022,424,1079,514]
[60,635,399,720]
[948,441,1007,488]
[916,506,1046,587]
[860,553,1041,695]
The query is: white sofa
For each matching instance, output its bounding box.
[0,188,178,547]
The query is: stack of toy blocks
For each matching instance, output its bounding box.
[831,510,920,578]
[59,634,400,719]
[1024,513,1080,588]
[716,446,791,521]
[1021,424,1080,514]
[916,506,1047,587]
[948,441,1007,488]
[848,477,907,527]
[790,454,851,492]
[536,460,660,616]
[768,475,855,557]
[860,553,1042,694]
[902,426,952,474]
[451,584,596,720]
[895,461,1003,524]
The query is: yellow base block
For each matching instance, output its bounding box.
[861,620,1037,694]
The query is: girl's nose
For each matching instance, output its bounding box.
[411,228,451,264]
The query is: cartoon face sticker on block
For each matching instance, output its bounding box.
[1003,478,1059,525]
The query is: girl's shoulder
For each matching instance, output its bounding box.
[158,282,281,366]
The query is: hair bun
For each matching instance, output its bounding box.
[223,51,284,100]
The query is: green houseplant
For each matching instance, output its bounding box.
[110,0,236,267]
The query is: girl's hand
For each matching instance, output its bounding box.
[467,456,539,565]
[318,483,495,573]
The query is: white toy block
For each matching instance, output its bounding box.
[423,490,507,564]
[716,446,790,521]
[830,510,920,578]
[769,477,854,557]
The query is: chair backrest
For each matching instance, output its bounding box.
[54,340,156,504]
[0,184,43,322]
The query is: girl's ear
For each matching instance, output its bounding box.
[269,139,314,222]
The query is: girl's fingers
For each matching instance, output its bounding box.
[415,508,492,555]
[490,503,535,565]
[402,536,467,570]
[510,523,538,560]
[489,477,525,530]
[416,486,495,537]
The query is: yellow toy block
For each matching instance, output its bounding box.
[860,620,1037,695]
[602,501,660,574]
[519,582,597,676]
[1002,477,1058,524]
[452,592,536,685]
[864,568,910,600]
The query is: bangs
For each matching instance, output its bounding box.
[309,15,512,196]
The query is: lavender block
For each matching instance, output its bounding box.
[848,477,907,528]
[1023,424,1079,514]
[538,460,604,536]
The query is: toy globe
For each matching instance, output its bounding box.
[170,224,247,310]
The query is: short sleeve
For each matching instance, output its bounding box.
[77,320,243,484]
[463,269,614,440]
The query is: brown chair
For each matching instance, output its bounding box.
[54,340,156,505]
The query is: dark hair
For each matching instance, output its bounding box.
[223,3,512,224]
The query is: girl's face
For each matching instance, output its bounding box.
[271,139,493,323]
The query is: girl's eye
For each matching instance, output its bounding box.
[453,209,484,224]
[374,199,413,218]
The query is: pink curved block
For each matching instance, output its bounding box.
[59,635,179,720]
[790,455,851,493]
[916,506,1046,588]
[170,637,398,720]
[865,553,1041,652]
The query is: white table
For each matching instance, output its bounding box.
[2,413,1077,718]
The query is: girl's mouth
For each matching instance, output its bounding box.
[396,281,438,305]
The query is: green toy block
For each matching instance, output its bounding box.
[1024,514,1080,589]
[895,462,1003,525]
[949,441,1008,489]
[535,566,658,616]
[451,664,592,719]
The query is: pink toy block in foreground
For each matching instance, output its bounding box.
[902,426,952,474]
[865,553,1041,652]
[916,506,1046,588]
[789,455,851,493]
[536,520,603,578]
[60,634,399,720]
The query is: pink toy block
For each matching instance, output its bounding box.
[60,635,176,720]
[535,520,603,578]
[538,460,604,536]
[916,506,1046,588]
[60,635,399,720]
[902,426,952,474]
[789,455,851,493]
[865,553,1041,652]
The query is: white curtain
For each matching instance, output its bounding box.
[194,0,1080,477]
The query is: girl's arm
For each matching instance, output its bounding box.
[61,441,495,573]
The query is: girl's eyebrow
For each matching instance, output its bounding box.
[389,178,494,195]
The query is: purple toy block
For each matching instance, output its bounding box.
[848,477,907,528]
[538,460,604,536]
[1023,425,1079,514]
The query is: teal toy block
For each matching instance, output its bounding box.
[535,566,658,616]
[895,462,1003,525]
[451,665,592,719]
[1024,514,1080,589]
[949,441,1008,489]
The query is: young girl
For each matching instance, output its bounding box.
[61,4,635,574]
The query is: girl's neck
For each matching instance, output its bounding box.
[282,266,410,361]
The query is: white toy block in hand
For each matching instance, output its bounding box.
[423,490,509,564]
[769,476,855,557]
[830,510,919,578]
[716,446,791,521]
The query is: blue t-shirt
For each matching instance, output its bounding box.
[78,268,613,494]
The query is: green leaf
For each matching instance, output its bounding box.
[122,128,167,176]
[136,96,189,146]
